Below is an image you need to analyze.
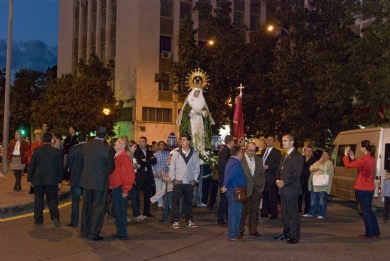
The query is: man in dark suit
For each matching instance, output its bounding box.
[274,134,304,244]
[239,142,266,237]
[261,136,282,219]
[28,132,64,227]
[80,127,115,241]
[217,135,234,227]
[134,136,157,217]
[66,132,87,227]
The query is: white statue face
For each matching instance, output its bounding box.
[194,90,200,98]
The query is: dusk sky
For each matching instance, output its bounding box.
[0,0,59,78]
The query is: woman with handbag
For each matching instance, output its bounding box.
[221,146,247,242]
[6,130,30,191]
[343,140,380,239]
[303,151,334,218]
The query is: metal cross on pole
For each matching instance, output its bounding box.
[237,84,244,96]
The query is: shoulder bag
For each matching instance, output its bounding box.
[233,186,249,203]
[313,171,329,186]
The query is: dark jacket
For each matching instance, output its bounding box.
[67,142,86,188]
[241,154,266,197]
[300,156,317,188]
[134,148,157,181]
[276,149,304,197]
[218,145,231,186]
[79,139,115,191]
[63,134,79,154]
[262,147,282,183]
[27,144,64,186]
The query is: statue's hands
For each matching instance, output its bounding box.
[202,110,209,117]
[195,110,202,115]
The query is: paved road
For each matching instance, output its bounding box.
[1,197,389,261]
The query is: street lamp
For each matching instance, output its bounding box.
[103,108,110,115]
[267,25,289,35]
[208,39,214,45]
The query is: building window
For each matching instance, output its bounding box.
[250,15,259,31]
[83,17,88,34]
[234,12,244,29]
[180,1,192,20]
[161,0,173,17]
[92,13,97,31]
[159,36,171,53]
[82,49,87,61]
[159,79,170,91]
[91,46,96,55]
[101,0,106,9]
[101,43,105,61]
[110,40,116,58]
[75,21,79,37]
[142,107,172,122]
[111,3,117,24]
[121,107,133,121]
[250,0,261,14]
[101,10,106,27]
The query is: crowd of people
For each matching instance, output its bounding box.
[4,124,384,242]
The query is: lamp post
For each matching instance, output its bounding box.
[267,25,289,35]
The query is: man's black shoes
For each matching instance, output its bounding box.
[287,238,299,244]
[89,236,104,242]
[274,235,289,241]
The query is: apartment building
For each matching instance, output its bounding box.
[57,0,267,141]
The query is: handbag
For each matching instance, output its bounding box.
[233,186,249,203]
[313,173,329,186]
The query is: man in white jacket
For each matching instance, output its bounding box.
[169,134,200,229]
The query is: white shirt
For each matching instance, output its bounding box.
[245,153,255,177]
[13,141,21,155]
[262,147,273,165]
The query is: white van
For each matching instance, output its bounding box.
[330,127,390,208]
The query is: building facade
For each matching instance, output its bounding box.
[57,0,267,142]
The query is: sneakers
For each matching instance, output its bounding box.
[173,222,180,229]
[186,221,198,228]
[135,215,146,221]
[200,203,207,207]
[127,217,131,222]
[317,216,324,219]
[302,214,313,217]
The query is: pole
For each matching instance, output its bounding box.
[2,0,13,174]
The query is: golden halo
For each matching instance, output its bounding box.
[186,68,209,90]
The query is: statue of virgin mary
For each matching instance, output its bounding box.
[176,87,215,154]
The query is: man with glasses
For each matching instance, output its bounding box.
[274,135,303,244]
[238,142,266,238]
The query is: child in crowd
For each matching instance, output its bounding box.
[382,170,390,223]
[160,153,174,223]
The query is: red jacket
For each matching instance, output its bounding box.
[6,139,30,164]
[109,150,135,195]
[28,141,44,165]
[343,154,376,191]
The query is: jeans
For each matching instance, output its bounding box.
[355,190,380,237]
[308,191,328,217]
[162,191,172,222]
[71,186,83,226]
[129,185,141,217]
[226,190,243,239]
[201,175,212,205]
[383,196,390,222]
[172,184,194,223]
[112,185,128,237]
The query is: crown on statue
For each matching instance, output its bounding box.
[186,68,210,91]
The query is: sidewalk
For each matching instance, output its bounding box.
[0,163,71,219]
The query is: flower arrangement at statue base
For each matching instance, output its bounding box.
[198,148,219,170]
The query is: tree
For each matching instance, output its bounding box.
[9,68,45,135]
[31,54,122,136]
[268,1,361,146]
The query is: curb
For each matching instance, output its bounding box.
[0,190,71,219]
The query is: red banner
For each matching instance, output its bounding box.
[233,94,244,146]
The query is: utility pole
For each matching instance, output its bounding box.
[2,0,13,174]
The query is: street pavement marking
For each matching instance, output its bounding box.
[0,202,72,222]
